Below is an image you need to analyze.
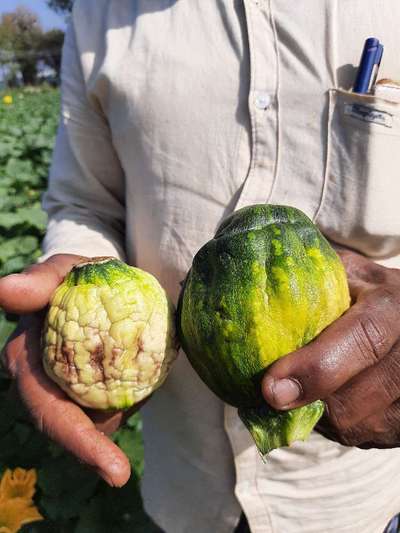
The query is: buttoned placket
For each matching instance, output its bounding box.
[235,0,280,210]
[225,4,280,531]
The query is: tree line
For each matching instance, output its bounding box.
[0,1,73,86]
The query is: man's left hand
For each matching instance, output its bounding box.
[262,248,400,448]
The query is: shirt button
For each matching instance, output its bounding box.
[254,92,271,110]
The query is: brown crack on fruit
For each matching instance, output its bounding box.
[74,256,115,268]
[89,344,105,383]
[60,343,78,382]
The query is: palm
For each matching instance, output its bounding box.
[0,255,131,487]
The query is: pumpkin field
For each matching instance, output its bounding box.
[0,88,160,533]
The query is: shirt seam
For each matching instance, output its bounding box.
[313,88,334,222]
[265,0,281,204]
[246,0,258,172]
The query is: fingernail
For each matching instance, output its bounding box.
[96,468,115,487]
[100,459,131,488]
[98,462,121,487]
[268,378,301,408]
[99,470,115,487]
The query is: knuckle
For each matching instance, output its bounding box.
[352,313,390,364]
[325,396,353,432]
[364,264,391,285]
[372,285,400,312]
[326,403,400,448]
[351,409,400,447]
[379,350,400,401]
[298,356,334,397]
[382,404,400,436]
[336,427,363,447]
[344,254,386,285]
[336,249,356,269]
[386,267,400,284]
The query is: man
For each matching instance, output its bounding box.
[2,1,400,531]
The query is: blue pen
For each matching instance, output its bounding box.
[353,37,384,94]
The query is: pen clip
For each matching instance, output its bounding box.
[353,37,384,94]
[369,43,384,92]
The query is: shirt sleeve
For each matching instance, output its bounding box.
[40,17,126,262]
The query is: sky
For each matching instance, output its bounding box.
[0,0,67,31]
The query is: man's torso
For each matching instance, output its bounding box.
[70,2,400,531]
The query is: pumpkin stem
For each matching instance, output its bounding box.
[238,400,324,455]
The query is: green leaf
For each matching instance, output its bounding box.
[23,119,43,135]
[0,212,24,229]
[13,422,32,445]
[8,126,23,137]
[0,88,156,532]
[0,205,48,232]
[0,140,17,159]
[0,192,34,211]
[0,175,15,187]
[113,426,144,476]
[74,499,111,533]
[17,206,48,230]
[5,157,34,179]
[0,255,31,276]
[0,312,16,351]
[0,236,38,263]
[126,412,142,430]
[75,477,162,533]
[38,456,99,520]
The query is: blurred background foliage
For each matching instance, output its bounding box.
[46,0,73,16]
[0,7,64,87]
[0,4,162,528]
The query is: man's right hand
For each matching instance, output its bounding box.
[0,254,131,487]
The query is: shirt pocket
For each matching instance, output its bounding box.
[314,88,400,259]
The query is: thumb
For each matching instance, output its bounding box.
[0,254,87,314]
[260,289,397,411]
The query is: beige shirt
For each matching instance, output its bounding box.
[42,1,400,532]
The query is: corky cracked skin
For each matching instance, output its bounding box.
[42,257,177,410]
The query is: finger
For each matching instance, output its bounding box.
[1,312,50,378]
[88,398,149,435]
[338,249,398,299]
[314,414,340,443]
[17,317,131,487]
[0,254,86,314]
[89,410,127,435]
[324,400,400,448]
[262,287,400,410]
[323,338,400,433]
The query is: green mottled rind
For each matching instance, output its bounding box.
[65,257,143,286]
[43,257,178,410]
[178,204,350,452]
[238,401,324,455]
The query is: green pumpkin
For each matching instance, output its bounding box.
[177,204,350,455]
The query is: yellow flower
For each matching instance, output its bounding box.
[0,469,43,533]
[0,498,43,533]
[0,468,37,502]
[2,96,12,105]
